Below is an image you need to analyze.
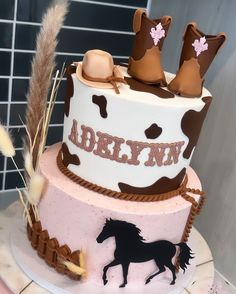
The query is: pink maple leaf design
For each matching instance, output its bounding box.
[192,36,208,57]
[150,23,165,46]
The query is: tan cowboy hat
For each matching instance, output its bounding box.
[76,49,126,93]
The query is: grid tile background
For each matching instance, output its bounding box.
[0,0,148,191]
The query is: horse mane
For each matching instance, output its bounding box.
[107,219,145,241]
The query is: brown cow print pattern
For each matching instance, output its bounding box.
[64,64,77,117]
[92,95,108,118]
[61,142,80,167]
[181,96,212,159]
[145,123,162,139]
[118,168,186,195]
[124,77,174,99]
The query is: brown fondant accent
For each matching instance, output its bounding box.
[128,47,167,85]
[145,123,162,139]
[27,217,84,281]
[27,222,33,240]
[56,245,72,274]
[131,10,172,60]
[180,188,205,243]
[128,9,172,85]
[118,168,186,195]
[46,238,59,267]
[180,23,226,77]
[61,142,80,167]
[124,77,174,99]
[82,70,127,94]
[175,187,205,270]
[181,96,212,159]
[92,95,108,118]
[64,64,76,117]
[168,58,203,98]
[31,221,42,249]
[168,23,226,97]
[37,230,49,258]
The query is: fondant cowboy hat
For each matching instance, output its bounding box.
[76,49,127,94]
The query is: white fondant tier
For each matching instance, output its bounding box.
[63,66,211,193]
[38,144,202,287]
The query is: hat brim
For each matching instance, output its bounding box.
[76,62,124,89]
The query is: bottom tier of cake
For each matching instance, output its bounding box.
[37,143,203,288]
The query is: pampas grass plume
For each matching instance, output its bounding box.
[62,260,86,276]
[24,151,34,177]
[79,251,87,279]
[0,124,15,157]
[28,172,45,206]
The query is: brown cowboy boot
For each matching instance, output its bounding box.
[128,9,172,86]
[168,23,226,97]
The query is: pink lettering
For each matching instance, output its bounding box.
[144,143,166,166]
[164,141,185,165]
[93,132,113,159]
[111,136,128,163]
[68,120,185,168]
[79,125,96,152]
[126,140,148,165]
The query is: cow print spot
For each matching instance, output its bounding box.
[64,64,76,117]
[145,123,162,139]
[118,168,186,195]
[181,96,212,159]
[92,95,108,118]
[125,77,174,99]
[61,142,80,167]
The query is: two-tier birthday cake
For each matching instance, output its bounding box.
[24,7,226,292]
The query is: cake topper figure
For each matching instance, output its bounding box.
[128,9,172,86]
[97,219,193,288]
[168,22,226,97]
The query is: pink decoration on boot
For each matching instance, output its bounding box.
[150,23,165,46]
[192,36,208,57]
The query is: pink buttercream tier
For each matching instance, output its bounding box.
[38,143,202,287]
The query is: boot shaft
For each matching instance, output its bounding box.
[180,23,226,77]
[128,9,172,85]
[131,9,172,61]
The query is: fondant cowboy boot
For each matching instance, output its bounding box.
[128,9,172,86]
[168,23,226,97]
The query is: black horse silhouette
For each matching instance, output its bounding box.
[96,219,193,288]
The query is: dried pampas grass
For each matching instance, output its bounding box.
[24,151,34,178]
[24,0,69,168]
[0,124,15,157]
[28,172,45,206]
[62,260,86,276]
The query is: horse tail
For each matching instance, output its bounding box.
[175,243,194,272]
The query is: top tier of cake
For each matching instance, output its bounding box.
[61,65,211,195]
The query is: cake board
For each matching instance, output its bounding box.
[10,216,214,294]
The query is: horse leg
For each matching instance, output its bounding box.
[145,259,165,284]
[103,259,120,285]
[165,261,177,285]
[119,262,130,288]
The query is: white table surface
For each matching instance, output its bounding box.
[0,201,215,294]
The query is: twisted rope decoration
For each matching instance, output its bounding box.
[57,149,190,202]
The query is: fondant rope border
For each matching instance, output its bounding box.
[57,149,188,202]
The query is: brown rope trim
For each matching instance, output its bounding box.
[175,187,205,270]
[82,70,127,94]
[27,213,84,281]
[57,149,190,202]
